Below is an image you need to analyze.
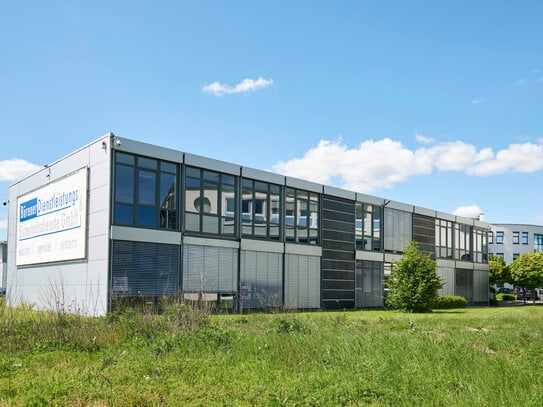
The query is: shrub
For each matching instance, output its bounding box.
[497,293,516,301]
[431,295,467,309]
[386,241,443,313]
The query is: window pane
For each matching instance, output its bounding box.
[115,164,134,203]
[309,193,319,230]
[202,215,219,234]
[139,157,157,170]
[186,166,200,178]
[116,152,134,165]
[203,182,218,214]
[137,207,157,227]
[203,170,220,183]
[185,177,200,213]
[160,173,176,209]
[161,161,177,173]
[138,170,156,205]
[114,203,133,225]
[222,174,235,186]
[221,182,235,217]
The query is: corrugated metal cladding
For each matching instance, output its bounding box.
[111,241,180,296]
[321,195,356,309]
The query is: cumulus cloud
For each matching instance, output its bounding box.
[453,204,483,219]
[272,138,543,193]
[202,77,273,97]
[415,134,435,144]
[0,219,6,229]
[0,159,42,182]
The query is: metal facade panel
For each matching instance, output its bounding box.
[113,136,182,163]
[184,153,240,175]
[241,166,285,185]
[321,195,355,309]
[285,177,323,193]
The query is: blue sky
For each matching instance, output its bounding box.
[1,1,543,240]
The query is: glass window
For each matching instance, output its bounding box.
[356,202,382,251]
[115,164,134,204]
[522,232,529,245]
[241,178,282,241]
[184,166,238,237]
[138,170,156,205]
[534,234,543,252]
[473,228,488,263]
[283,187,319,244]
[488,231,493,244]
[435,219,453,259]
[113,152,178,230]
[495,231,504,244]
[513,231,520,244]
[513,253,520,260]
[455,223,472,261]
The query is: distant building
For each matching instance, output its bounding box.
[6,134,490,315]
[488,223,543,265]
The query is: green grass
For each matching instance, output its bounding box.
[2,300,543,406]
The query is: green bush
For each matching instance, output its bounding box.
[497,293,516,301]
[431,295,468,309]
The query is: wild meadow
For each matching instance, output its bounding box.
[1,298,543,406]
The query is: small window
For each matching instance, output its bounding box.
[522,232,529,245]
[496,231,504,244]
[488,231,494,244]
[513,231,520,244]
[513,253,520,260]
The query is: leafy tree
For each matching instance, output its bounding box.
[385,241,443,313]
[510,252,543,303]
[488,254,510,288]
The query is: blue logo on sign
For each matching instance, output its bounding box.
[19,198,38,222]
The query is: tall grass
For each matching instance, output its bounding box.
[1,299,543,406]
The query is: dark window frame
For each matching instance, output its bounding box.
[113,152,178,230]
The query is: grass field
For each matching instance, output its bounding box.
[1,300,543,406]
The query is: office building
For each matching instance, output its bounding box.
[6,134,490,315]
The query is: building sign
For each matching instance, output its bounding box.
[16,167,88,266]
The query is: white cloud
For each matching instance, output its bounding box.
[0,219,6,229]
[0,159,42,182]
[272,138,543,193]
[516,79,528,87]
[202,77,273,97]
[453,204,483,219]
[472,98,483,104]
[467,142,543,176]
[273,138,433,193]
[415,134,435,144]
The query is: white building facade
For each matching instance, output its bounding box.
[488,223,543,265]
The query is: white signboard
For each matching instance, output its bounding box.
[16,167,88,266]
